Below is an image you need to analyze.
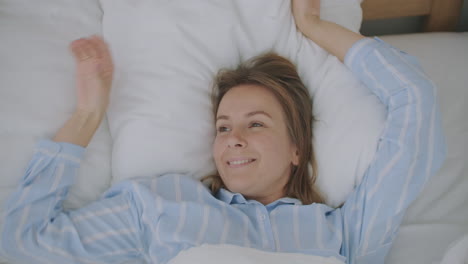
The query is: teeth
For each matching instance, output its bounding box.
[229,159,253,165]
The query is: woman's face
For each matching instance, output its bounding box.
[213,84,299,205]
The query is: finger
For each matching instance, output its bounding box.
[89,35,104,60]
[98,65,114,80]
[94,37,114,75]
[69,38,81,52]
[91,37,113,74]
[81,39,98,60]
[92,35,113,62]
[70,39,90,61]
[69,38,84,54]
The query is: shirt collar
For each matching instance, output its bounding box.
[216,188,246,204]
[216,188,302,206]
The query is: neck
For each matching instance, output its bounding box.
[247,190,285,205]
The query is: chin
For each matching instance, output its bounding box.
[224,178,253,195]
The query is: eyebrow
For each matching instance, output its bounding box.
[216,110,273,121]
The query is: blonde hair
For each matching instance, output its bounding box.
[202,52,323,205]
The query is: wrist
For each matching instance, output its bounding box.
[297,15,322,39]
[53,110,104,147]
[74,108,106,121]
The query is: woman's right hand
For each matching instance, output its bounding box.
[69,35,114,116]
[291,0,321,35]
[53,36,114,147]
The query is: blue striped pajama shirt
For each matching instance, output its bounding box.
[0,37,446,264]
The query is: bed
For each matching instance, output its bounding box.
[0,0,467,263]
[362,1,468,263]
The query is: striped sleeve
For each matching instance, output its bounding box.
[0,139,144,263]
[340,38,447,264]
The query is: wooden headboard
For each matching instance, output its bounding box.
[361,0,464,32]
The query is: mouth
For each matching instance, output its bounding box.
[227,158,256,168]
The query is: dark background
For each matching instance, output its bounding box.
[360,0,468,36]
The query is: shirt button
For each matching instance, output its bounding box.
[261,214,266,220]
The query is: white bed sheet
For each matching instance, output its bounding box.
[379,32,468,264]
[0,1,467,263]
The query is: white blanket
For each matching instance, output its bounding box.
[440,234,468,264]
[168,244,344,264]
[380,32,468,264]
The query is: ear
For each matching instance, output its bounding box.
[291,146,299,166]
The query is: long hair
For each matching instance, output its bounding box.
[202,52,323,205]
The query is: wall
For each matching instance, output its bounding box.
[360,0,468,36]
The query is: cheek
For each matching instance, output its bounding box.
[255,132,292,160]
[212,136,224,164]
[251,134,280,159]
[251,134,272,150]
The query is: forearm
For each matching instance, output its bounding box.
[53,110,104,147]
[298,15,365,62]
[57,35,113,148]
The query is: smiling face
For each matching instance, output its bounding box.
[213,84,299,205]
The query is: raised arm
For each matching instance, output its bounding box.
[0,37,145,263]
[53,35,114,147]
[338,37,446,263]
[293,1,446,263]
[0,140,144,263]
[292,0,365,62]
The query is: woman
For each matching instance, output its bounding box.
[0,0,446,263]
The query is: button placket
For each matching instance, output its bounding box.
[258,206,276,251]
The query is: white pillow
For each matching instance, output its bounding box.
[0,0,111,210]
[102,0,385,207]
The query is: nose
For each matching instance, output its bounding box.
[227,129,247,148]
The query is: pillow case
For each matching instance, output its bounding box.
[101,0,385,207]
[0,0,111,211]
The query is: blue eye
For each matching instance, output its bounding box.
[250,122,263,128]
